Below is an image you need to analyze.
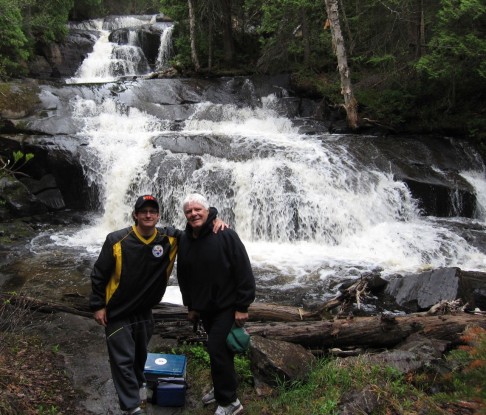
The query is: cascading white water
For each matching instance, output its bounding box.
[156,26,174,70]
[63,89,486,294]
[70,96,163,240]
[66,15,171,84]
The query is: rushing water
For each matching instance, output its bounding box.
[67,15,172,84]
[25,91,486,305]
[16,16,486,306]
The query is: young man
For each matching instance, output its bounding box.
[177,193,256,415]
[89,194,225,415]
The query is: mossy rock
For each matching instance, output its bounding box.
[0,81,41,119]
[0,220,35,246]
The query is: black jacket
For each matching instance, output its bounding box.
[177,209,256,313]
[89,225,179,320]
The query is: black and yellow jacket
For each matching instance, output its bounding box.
[89,225,179,320]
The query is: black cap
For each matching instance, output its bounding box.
[134,195,159,212]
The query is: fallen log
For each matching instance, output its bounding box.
[0,293,315,324]
[0,292,93,318]
[3,292,483,353]
[153,311,485,351]
[245,312,486,350]
[153,301,316,322]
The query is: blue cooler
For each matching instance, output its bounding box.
[144,353,187,407]
[154,377,187,407]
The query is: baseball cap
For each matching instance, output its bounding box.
[134,195,160,212]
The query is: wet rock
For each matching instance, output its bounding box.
[338,385,379,415]
[249,335,316,388]
[385,267,486,312]
[20,174,66,210]
[0,175,47,219]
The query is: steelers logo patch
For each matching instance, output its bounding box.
[152,245,164,257]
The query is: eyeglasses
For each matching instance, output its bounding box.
[138,209,159,215]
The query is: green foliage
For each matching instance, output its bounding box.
[0,0,75,78]
[165,342,253,385]
[0,151,35,178]
[0,0,29,78]
[37,405,59,415]
[356,86,417,126]
[441,327,486,402]
[248,0,329,73]
[245,356,440,415]
[416,0,486,81]
[26,0,74,44]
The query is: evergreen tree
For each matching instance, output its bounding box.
[416,0,486,84]
[0,0,29,78]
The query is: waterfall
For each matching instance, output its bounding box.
[53,17,486,298]
[62,85,486,292]
[66,15,172,84]
[156,26,174,70]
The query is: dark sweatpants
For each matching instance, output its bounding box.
[201,308,237,406]
[105,309,154,412]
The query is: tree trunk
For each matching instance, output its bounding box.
[220,0,235,64]
[419,0,426,57]
[301,9,310,65]
[208,19,213,72]
[246,313,485,349]
[188,0,201,72]
[324,0,359,129]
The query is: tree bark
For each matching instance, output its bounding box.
[188,0,201,72]
[324,0,359,129]
[301,9,310,65]
[220,0,235,64]
[245,313,485,349]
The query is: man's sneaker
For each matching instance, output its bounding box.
[214,399,243,415]
[202,388,216,405]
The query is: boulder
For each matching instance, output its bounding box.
[249,335,316,388]
[385,267,486,312]
[28,29,99,79]
[20,174,66,211]
[0,175,47,220]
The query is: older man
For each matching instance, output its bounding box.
[177,193,256,415]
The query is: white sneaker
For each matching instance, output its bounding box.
[202,388,216,405]
[214,399,243,415]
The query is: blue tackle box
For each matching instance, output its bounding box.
[144,353,187,407]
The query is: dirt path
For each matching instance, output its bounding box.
[36,312,184,415]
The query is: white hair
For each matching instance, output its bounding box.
[182,193,210,210]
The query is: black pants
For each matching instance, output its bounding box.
[201,308,237,406]
[105,309,154,411]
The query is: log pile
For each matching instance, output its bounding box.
[1,290,484,353]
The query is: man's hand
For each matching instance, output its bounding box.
[234,311,249,327]
[94,308,108,327]
[212,218,229,233]
[187,310,200,323]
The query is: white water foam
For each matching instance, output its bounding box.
[51,90,486,294]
